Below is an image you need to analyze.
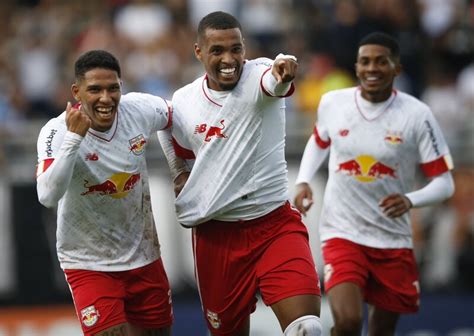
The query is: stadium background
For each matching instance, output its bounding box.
[0,0,472,335]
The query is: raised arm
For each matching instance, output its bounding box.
[261,54,298,97]
[36,102,90,207]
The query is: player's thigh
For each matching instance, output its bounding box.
[193,225,258,336]
[327,282,364,328]
[125,258,173,330]
[64,269,127,335]
[322,239,368,324]
[129,323,171,336]
[366,248,419,314]
[94,322,128,336]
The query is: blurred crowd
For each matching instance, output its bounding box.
[0,0,473,294]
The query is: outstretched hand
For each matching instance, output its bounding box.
[294,182,314,216]
[65,102,91,137]
[379,193,412,218]
[272,56,298,84]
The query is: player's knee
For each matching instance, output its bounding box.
[283,315,322,336]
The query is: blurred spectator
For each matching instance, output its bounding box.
[188,0,239,27]
[418,0,461,38]
[294,53,354,117]
[421,58,468,150]
[114,0,171,47]
[457,62,474,156]
[240,0,291,56]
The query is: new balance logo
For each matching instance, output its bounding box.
[194,120,227,142]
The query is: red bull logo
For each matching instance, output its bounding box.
[129,134,147,155]
[337,155,397,182]
[81,172,141,199]
[81,305,99,327]
[194,120,227,142]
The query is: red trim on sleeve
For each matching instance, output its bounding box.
[36,158,54,178]
[283,83,295,97]
[420,156,451,178]
[260,67,295,98]
[261,68,273,97]
[313,126,331,149]
[172,137,195,160]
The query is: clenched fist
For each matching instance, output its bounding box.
[66,102,91,137]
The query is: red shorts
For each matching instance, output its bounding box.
[193,202,321,335]
[64,258,173,335]
[322,238,420,313]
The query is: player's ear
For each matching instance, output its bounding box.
[394,62,402,76]
[194,43,202,62]
[354,61,361,80]
[71,83,79,102]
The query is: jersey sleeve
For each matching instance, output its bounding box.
[313,94,331,149]
[36,117,67,175]
[157,128,191,180]
[416,109,454,178]
[36,116,83,208]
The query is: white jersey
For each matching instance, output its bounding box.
[36,92,171,271]
[316,87,452,248]
[171,58,293,226]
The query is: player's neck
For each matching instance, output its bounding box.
[361,88,393,103]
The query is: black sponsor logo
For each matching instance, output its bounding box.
[45,129,57,157]
[425,120,440,156]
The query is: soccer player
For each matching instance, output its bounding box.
[36,50,187,336]
[167,11,322,336]
[294,32,455,335]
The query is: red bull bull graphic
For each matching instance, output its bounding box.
[337,155,397,182]
[81,172,141,199]
[129,134,146,155]
[194,120,227,142]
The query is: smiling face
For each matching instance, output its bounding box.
[355,44,401,102]
[195,27,245,91]
[71,68,122,132]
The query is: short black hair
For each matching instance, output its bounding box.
[358,32,400,59]
[197,11,242,38]
[74,50,121,80]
